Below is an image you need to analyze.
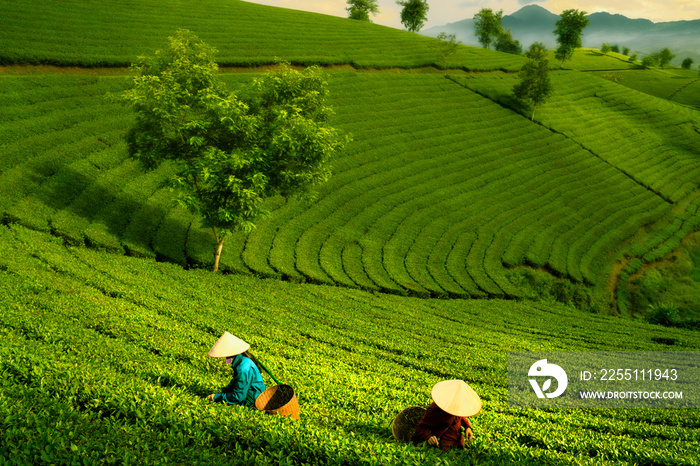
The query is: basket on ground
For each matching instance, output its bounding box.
[392,406,426,442]
[255,384,300,420]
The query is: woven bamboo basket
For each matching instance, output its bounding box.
[255,384,300,420]
[391,406,427,442]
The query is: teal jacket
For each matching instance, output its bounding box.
[213,354,266,407]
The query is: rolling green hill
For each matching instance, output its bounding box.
[2,0,700,463]
[2,68,699,312]
[0,0,522,71]
[2,223,699,464]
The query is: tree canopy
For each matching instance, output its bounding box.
[118,30,348,272]
[495,29,522,55]
[346,0,379,22]
[553,9,589,67]
[397,0,429,33]
[513,43,553,121]
[473,8,504,50]
[432,32,460,75]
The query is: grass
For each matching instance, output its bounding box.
[2,3,700,463]
[1,223,699,465]
[0,0,523,71]
[2,67,700,310]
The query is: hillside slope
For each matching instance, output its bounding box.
[1,223,699,464]
[422,4,700,67]
[2,69,699,311]
[0,0,523,71]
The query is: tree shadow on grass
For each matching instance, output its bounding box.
[24,160,175,257]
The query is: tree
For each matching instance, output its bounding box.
[629,52,638,63]
[553,9,589,67]
[622,46,630,56]
[495,29,522,55]
[432,32,460,76]
[117,30,348,272]
[473,8,504,49]
[397,0,429,33]
[682,57,694,70]
[641,55,657,69]
[656,48,675,68]
[346,0,379,22]
[611,45,620,53]
[601,43,611,55]
[554,46,573,66]
[513,43,553,121]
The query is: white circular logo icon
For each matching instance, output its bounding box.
[528,359,568,398]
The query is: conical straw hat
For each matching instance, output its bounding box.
[431,379,482,417]
[207,331,250,358]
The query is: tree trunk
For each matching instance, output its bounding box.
[531,105,536,121]
[212,227,225,273]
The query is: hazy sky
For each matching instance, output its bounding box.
[245,0,700,30]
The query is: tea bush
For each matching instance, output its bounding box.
[0,0,523,71]
[1,223,699,464]
[3,70,700,309]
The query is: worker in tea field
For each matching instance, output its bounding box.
[412,379,482,450]
[206,331,266,407]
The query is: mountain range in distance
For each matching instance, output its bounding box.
[421,4,700,67]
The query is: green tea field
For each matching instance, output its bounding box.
[2,224,699,464]
[2,0,700,464]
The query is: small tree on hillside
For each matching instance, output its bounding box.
[433,32,460,75]
[601,43,611,55]
[346,0,379,22]
[495,29,522,55]
[397,0,429,33]
[473,8,504,50]
[629,52,638,63]
[656,48,675,68]
[553,9,589,67]
[513,43,553,121]
[641,55,657,68]
[682,57,694,70]
[622,46,630,56]
[611,45,620,53]
[118,30,348,272]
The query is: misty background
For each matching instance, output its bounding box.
[421,4,700,67]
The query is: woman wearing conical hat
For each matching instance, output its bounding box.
[206,332,266,407]
[412,380,481,450]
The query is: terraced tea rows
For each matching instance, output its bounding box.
[3,71,698,304]
[455,71,700,279]
[0,0,523,71]
[1,224,699,464]
[222,72,679,300]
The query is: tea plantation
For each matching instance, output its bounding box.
[2,0,700,463]
[1,224,700,465]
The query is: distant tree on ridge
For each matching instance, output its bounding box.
[553,9,589,67]
[346,0,379,22]
[681,58,694,70]
[495,29,522,55]
[432,32,460,75]
[397,0,429,32]
[601,43,611,55]
[656,48,675,68]
[641,55,657,69]
[622,46,630,56]
[474,8,504,49]
[513,43,553,121]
